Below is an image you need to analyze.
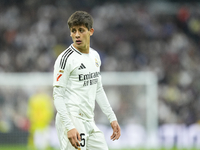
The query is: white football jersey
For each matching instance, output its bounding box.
[53,44,116,122]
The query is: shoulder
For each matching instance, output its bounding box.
[90,47,100,58]
[90,47,101,67]
[55,45,82,69]
[55,47,73,69]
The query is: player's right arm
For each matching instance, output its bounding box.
[53,53,75,131]
[53,52,81,149]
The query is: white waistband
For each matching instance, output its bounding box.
[67,107,94,121]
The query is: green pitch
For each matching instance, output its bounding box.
[0,145,197,150]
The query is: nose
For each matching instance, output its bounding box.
[75,31,80,38]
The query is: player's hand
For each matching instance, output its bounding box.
[110,120,121,141]
[67,128,81,149]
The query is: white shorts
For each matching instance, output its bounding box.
[55,113,109,150]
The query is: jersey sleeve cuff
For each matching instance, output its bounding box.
[66,125,76,132]
[109,115,117,123]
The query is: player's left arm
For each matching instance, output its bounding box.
[95,52,121,140]
[96,74,121,141]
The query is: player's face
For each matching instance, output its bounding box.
[70,25,94,53]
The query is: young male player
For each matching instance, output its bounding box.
[53,11,121,150]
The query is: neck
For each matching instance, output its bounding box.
[73,44,90,54]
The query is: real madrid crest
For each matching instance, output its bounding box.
[95,58,99,67]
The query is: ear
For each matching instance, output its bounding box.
[69,28,73,37]
[89,28,94,36]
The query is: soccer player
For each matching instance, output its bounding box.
[27,91,54,150]
[53,11,121,150]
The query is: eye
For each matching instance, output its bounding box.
[71,29,76,33]
[79,28,84,33]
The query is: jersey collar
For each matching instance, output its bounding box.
[70,44,82,55]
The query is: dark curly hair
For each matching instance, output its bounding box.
[67,11,93,31]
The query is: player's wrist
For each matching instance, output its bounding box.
[109,116,117,123]
[66,126,76,132]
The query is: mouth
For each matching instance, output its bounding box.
[76,40,82,45]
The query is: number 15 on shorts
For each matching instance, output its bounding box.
[80,133,85,147]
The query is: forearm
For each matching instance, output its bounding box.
[53,86,75,131]
[96,87,117,123]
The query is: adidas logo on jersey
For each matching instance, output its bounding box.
[78,63,86,70]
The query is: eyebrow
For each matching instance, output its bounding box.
[71,27,85,31]
[71,26,85,29]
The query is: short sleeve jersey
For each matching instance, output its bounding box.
[53,44,102,120]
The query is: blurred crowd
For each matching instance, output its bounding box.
[1,0,200,135]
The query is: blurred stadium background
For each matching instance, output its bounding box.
[1,0,200,149]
